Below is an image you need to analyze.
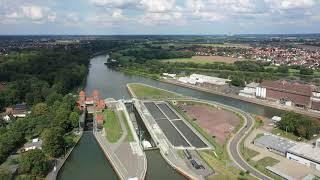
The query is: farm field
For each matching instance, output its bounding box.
[162,55,241,64]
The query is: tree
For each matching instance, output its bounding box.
[277,66,289,73]
[69,112,79,129]
[300,68,313,75]
[19,149,49,177]
[31,103,48,117]
[0,168,12,180]
[41,128,65,158]
[46,92,63,106]
[230,77,245,87]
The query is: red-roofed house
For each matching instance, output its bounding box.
[95,100,106,112]
[95,114,104,129]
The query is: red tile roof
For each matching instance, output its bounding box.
[79,90,85,96]
[261,80,312,96]
[96,114,104,123]
[92,90,99,97]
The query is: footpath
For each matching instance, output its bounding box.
[94,101,147,180]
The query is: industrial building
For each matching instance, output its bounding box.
[239,82,260,98]
[238,80,320,111]
[178,74,230,86]
[254,134,297,156]
[255,134,320,171]
[286,139,320,171]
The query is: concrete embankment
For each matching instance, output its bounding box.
[93,132,124,180]
[162,79,320,118]
[46,131,84,180]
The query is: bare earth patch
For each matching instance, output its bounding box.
[192,55,240,64]
[182,104,240,145]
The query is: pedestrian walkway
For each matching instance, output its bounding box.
[94,102,147,180]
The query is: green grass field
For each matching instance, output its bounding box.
[271,128,301,141]
[128,83,181,98]
[257,157,280,167]
[103,110,123,143]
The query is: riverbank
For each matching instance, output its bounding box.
[127,83,257,179]
[162,79,320,118]
[46,131,83,180]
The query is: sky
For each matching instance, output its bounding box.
[0,0,320,35]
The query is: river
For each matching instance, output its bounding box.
[58,55,283,180]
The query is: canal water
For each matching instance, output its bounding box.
[57,131,118,180]
[86,55,283,118]
[58,55,284,179]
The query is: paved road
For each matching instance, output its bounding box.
[170,98,272,180]
[229,112,271,180]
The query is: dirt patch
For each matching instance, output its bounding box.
[181,103,240,145]
[192,55,240,64]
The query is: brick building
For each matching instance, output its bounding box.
[260,80,320,110]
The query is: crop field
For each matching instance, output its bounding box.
[162,55,241,64]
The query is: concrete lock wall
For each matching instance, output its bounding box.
[286,153,320,171]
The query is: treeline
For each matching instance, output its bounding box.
[0,40,124,111]
[0,40,123,178]
[278,112,320,140]
[110,45,193,64]
[0,95,80,178]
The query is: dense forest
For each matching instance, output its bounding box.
[0,40,122,179]
[278,112,320,140]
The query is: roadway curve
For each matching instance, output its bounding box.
[228,111,271,180]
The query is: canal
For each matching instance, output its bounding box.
[58,54,283,179]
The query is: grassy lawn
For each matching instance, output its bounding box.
[127,83,181,98]
[121,111,134,142]
[254,116,264,129]
[103,109,123,143]
[271,128,301,141]
[198,150,255,180]
[257,157,279,167]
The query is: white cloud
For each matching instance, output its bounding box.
[265,0,315,10]
[47,13,57,22]
[5,12,20,19]
[21,5,45,20]
[140,0,176,13]
[90,0,138,8]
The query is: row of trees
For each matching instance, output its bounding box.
[278,112,320,139]
[0,94,80,177]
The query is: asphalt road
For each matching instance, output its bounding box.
[229,112,271,180]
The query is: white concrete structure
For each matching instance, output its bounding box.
[286,141,320,171]
[178,74,230,86]
[271,116,281,123]
[23,138,43,152]
[239,82,260,98]
[162,73,176,79]
[2,115,10,122]
[256,86,267,99]
[178,77,196,85]
[189,74,230,85]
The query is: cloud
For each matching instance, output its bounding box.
[90,0,138,9]
[140,0,176,13]
[265,0,315,10]
[21,5,46,20]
